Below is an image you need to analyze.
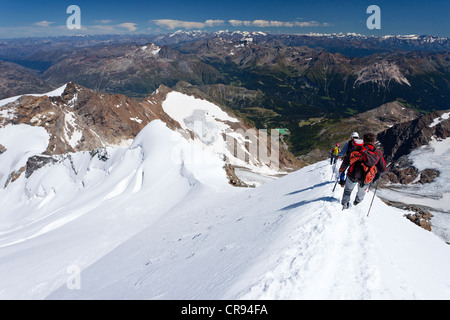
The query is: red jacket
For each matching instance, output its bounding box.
[340,143,387,183]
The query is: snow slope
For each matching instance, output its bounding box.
[0,120,232,299]
[1,118,450,300]
[43,160,450,300]
[377,137,450,242]
[162,91,282,178]
[0,124,50,187]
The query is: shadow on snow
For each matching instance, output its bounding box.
[285,181,334,196]
[280,196,340,211]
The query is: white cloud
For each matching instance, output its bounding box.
[229,20,252,27]
[33,21,55,28]
[295,21,331,27]
[89,25,116,33]
[252,20,286,27]
[0,17,330,39]
[151,18,329,30]
[152,19,206,30]
[228,19,330,28]
[117,23,138,32]
[205,19,225,27]
[0,21,141,39]
[152,19,225,30]
[93,20,113,24]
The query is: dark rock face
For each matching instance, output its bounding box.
[89,148,109,162]
[378,110,450,164]
[25,156,58,178]
[377,110,449,187]
[376,110,449,233]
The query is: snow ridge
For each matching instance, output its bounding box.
[44,161,450,300]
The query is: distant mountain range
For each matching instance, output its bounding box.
[1,31,449,156]
[1,31,448,68]
[162,31,450,55]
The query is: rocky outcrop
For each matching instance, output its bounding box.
[354,60,410,87]
[404,208,433,232]
[378,110,450,164]
[377,110,450,187]
[376,110,449,233]
[0,82,301,186]
[379,153,440,186]
[89,147,110,162]
[224,163,251,188]
[419,169,440,184]
[0,82,182,155]
[382,200,434,232]
[405,211,433,232]
[393,166,419,185]
[25,156,58,178]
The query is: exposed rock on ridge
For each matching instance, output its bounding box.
[0,82,301,186]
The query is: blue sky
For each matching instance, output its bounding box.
[0,0,449,38]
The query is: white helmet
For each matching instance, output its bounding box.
[351,132,359,138]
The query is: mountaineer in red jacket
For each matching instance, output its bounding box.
[339,132,387,210]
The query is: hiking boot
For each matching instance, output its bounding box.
[353,200,360,206]
[342,202,349,210]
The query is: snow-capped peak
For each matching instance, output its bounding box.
[140,43,161,55]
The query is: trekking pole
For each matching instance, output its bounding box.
[332,169,342,192]
[332,176,339,192]
[367,179,380,217]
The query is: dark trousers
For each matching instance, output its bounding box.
[330,155,337,165]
